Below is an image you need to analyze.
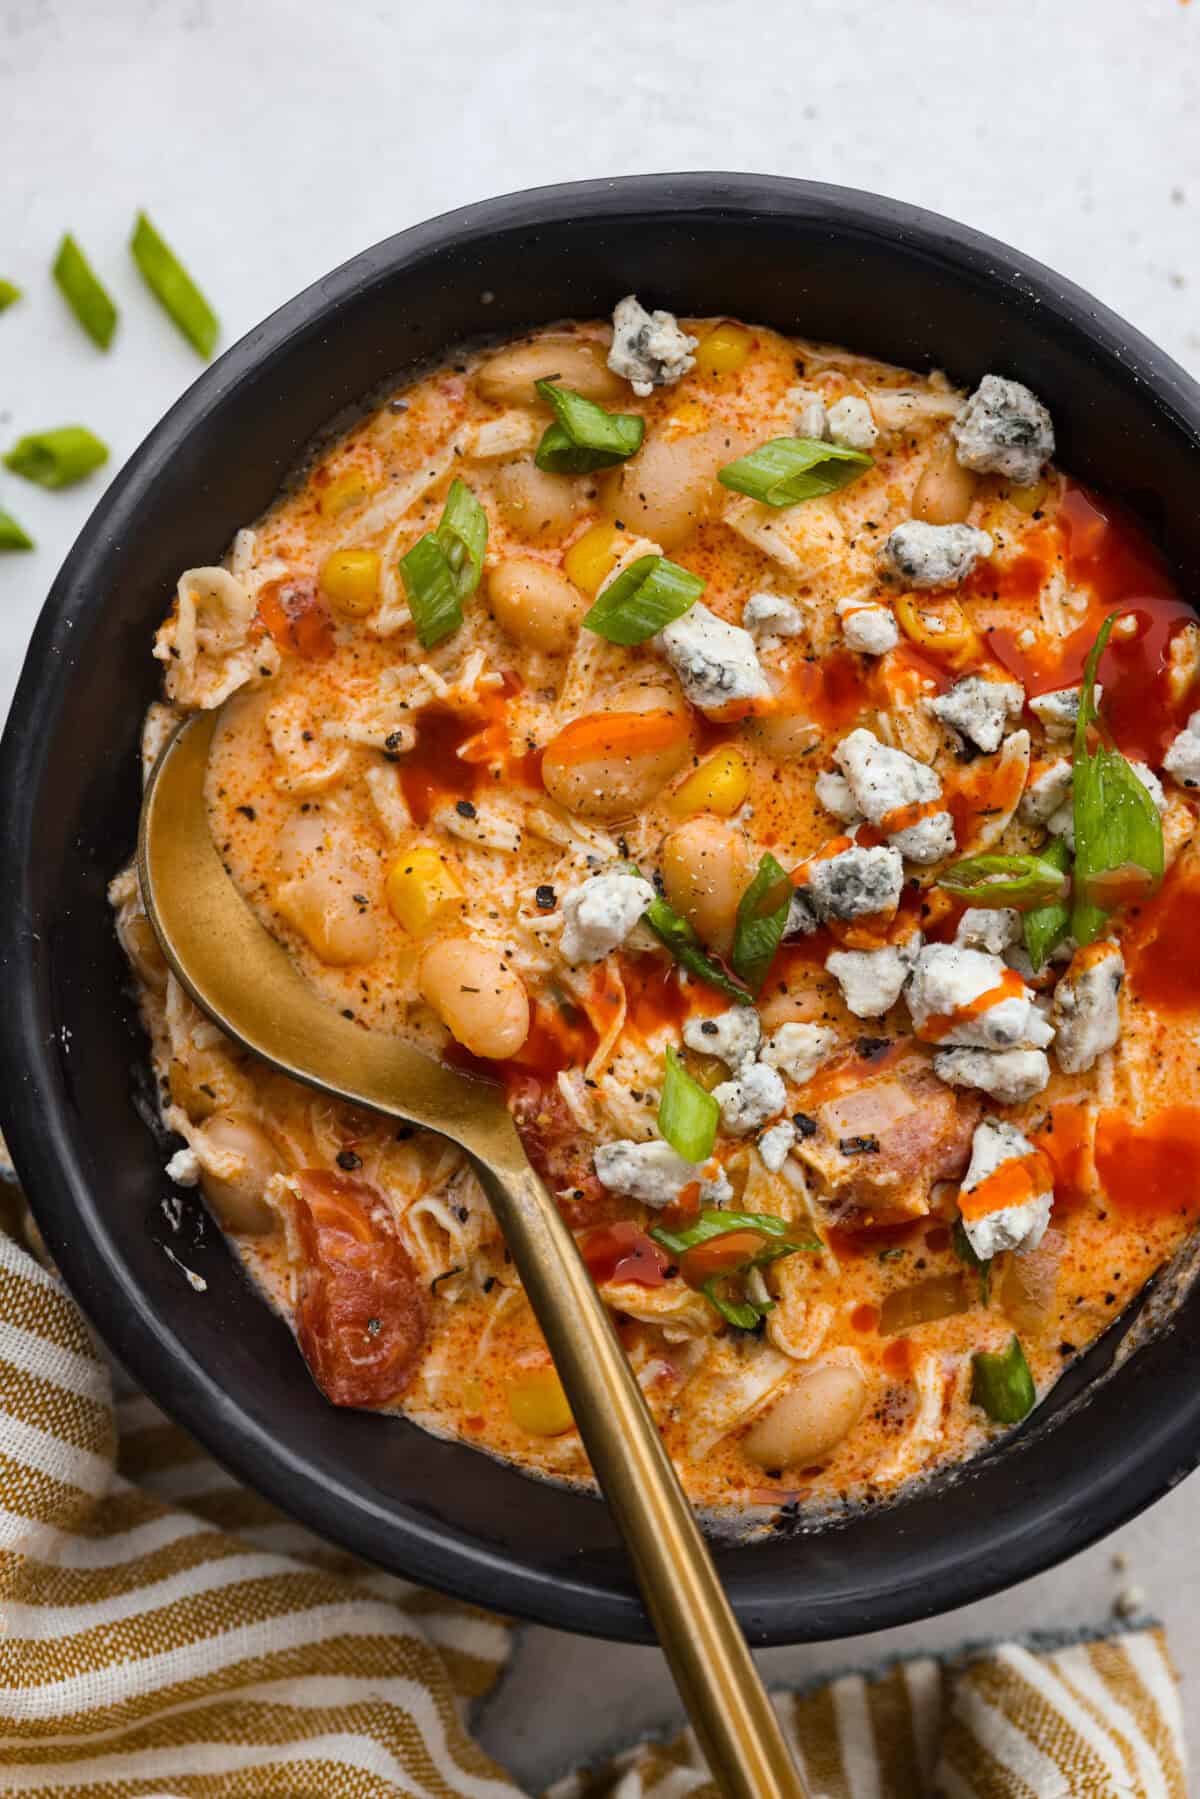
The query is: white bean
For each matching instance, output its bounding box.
[742,1363,867,1470]
[419,937,530,1059]
[476,336,623,406]
[487,559,587,653]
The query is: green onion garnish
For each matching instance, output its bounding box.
[640,884,754,1005]
[658,1046,719,1164]
[649,1209,812,1259]
[533,380,644,474]
[717,436,872,509]
[582,554,703,646]
[650,1209,820,1331]
[0,280,21,312]
[4,426,109,490]
[52,234,118,350]
[937,851,1070,910]
[970,1334,1036,1424]
[0,511,34,551]
[1022,838,1072,970]
[398,478,489,649]
[731,852,791,992]
[130,212,219,358]
[1071,613,1164,945]
[952,1217,991,1306]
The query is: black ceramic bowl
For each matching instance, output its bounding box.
[3,175,1200,1646]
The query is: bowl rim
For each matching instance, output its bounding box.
[3,171,1200,1645]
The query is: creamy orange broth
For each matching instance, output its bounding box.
[111,312,1200,1527]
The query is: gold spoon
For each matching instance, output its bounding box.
[139,708,807,1799]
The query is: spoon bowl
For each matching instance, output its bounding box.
[138,707,807,1799]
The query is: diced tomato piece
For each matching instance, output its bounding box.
[508,1075,624,1227]
[292,1171,428,1408]
[258,578,336,660]
[579,1220,669,1287]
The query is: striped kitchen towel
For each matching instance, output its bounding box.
[0,1212,1188,1796]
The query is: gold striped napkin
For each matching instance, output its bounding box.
[0,1210,1188,1796]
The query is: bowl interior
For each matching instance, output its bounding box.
[4,175,1200,1644]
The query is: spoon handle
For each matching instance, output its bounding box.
[473,1157,807,1799]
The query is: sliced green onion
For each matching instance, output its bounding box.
[1022,838,1072,970]
[130,211,219,358]
[717,435,872,508]
[0,280,21,312]
[651,1209,819,1330]
[700,1279,764,1331]
[1071,613,1164,945]
[0,510,34,551]
[970,1335,1036,1424]
[731,852,791,991]
[435,477,488,596]
[952,1217,991,1306]
[398,536,462,649]
[52,234,118,349]
[583,554,703,646]
[937,851,1070,910]
[658,1046,719,1163]
[533,380,644,473]
[639,882,753,1005]
[649,1209,815,1260]
[4,426,109,490]
[399,479,489,649]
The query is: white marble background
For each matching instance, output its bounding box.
[2,0,1198,1782]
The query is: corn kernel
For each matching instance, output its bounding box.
[384,846,464,934]
[1007,476,1048,515]
[318,468,375,518]
[694,321,753,377]
[506,1366,574,1437]
[563,522,621,596]
[320,548,381,616]
[668,747,752,818]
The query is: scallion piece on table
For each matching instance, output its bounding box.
[0,510,34,551]
[937,851,1070,910]
[731,852,792,991]
[398,478,488,649]
[658,1046,719,1163]
[970,1335,1036,1424]
[4,426,109,490]
[639,883,754,1005]
[52,234,118,349]
[0,280,21,312]
[533,380,644,474]
[130,211,219,358]
[1071,613,1164,945]
[1022,838,1072,970]
[717,435,872,508]
[583,554,703,645]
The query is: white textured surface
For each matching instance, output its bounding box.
[2,0,1199,1780]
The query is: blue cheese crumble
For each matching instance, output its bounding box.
[951,375,1055,487]
[608,295,697,397]
[959,1117,1053,1260]
[832,728,956,864]
[657,602,770,712]
[559,870,655,964]
[930,674,1025,753]
[1050,944,1124,1074]
[880,521,994,589]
